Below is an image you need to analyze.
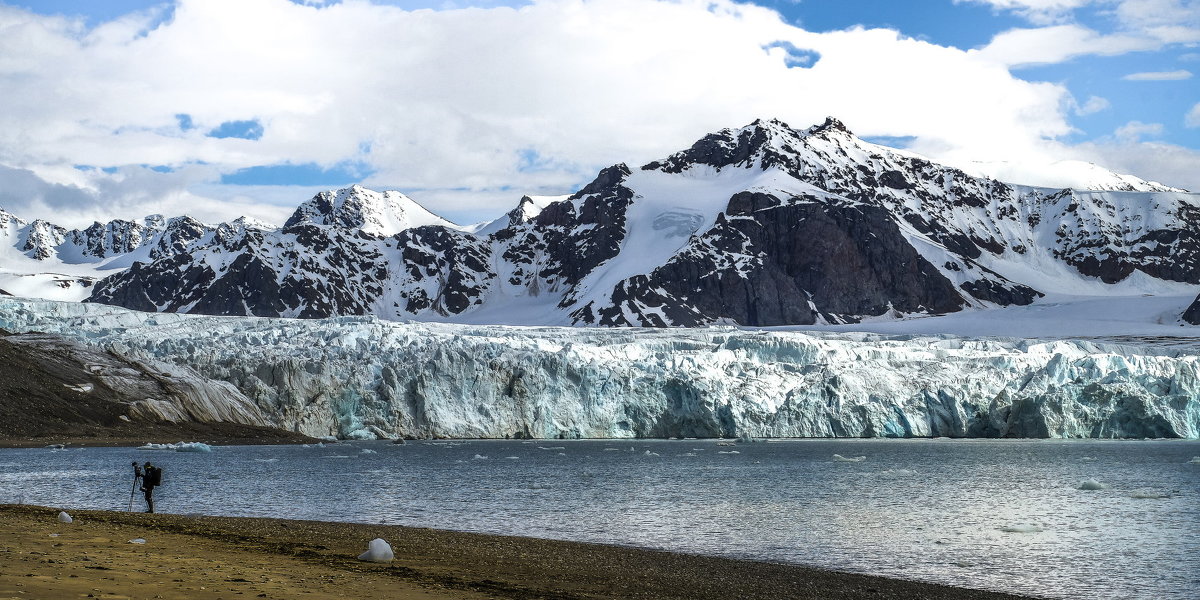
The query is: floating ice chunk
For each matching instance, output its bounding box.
[360,449,376,454]
[1078,479,1108,490]
[1131,490,1172,499]
[538,446,565,450]
[603,448,621,452]
[718,450,740,454]
[322,455,352,459]
[472,454,488,460]
[678,452,698,457]
[254,458,279,463]
[833,454,866,462]
[881,469,916,475]
[357,538,394,562]
[57,511,72,523]
[505,456,519,460]
[138,441,213,452]
[129,538,146,544]
[643,450,660,456]
[999,523,1043,533]
[1188,456,1200,464]
[319,436,338,442]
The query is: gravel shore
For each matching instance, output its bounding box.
[0,504,1038,600]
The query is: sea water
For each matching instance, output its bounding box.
[2,439,1197,600]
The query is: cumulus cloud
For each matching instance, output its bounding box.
[1187,103,1200,127]
[0,0,1194,224]
[1074,95,1111,115]
[1122,69,1194,80]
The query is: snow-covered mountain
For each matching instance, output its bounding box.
[0,208,214,301]
[961,159,1187,194]
[1,297,1196,440]
[3,117,1199,326]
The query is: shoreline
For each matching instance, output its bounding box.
[4,435,1196,449]
[0,504,1038,600]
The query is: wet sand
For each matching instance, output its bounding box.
[0,504,1037,600]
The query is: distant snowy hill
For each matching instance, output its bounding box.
[2,117,1199,326]
[961,159,1187,194]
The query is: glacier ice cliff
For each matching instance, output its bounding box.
[1,298,1197,440]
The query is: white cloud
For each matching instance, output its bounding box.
[969,0,1200,65]
[1122,69,1194,80]
[1070,138,1200,191]
[0,0,1193,224]
[1114,120,1164,141]
[973,24,1154,66]
[955,0,1098,24]
[1074,95,1111,115]
[1187,103,1200,127]
[1114,0,1200,43]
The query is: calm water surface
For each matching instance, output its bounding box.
[2,439,1197,600]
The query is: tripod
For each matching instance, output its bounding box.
[128,462,142,512]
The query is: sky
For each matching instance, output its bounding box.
[0,0,1197,228]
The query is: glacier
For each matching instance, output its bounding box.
[1,297,1196,440]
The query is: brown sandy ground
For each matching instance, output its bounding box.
[0,505,1038,600]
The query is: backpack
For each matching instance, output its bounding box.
[147,466,163,487]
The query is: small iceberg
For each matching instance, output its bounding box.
[1078,479,1108,490]
[1187,456,1200,464]
[57,511,72,524]
[472,454,488,460]
[999,523,1043,533]
[360,449,377,454]
[643,450,660,456]
[138,442,213,453]
[538,446,566,451]
[717,450,740,454]
[357,538,394,562]
[1131,490,1172,499]
[129,538,146,544]
[833,454,866,462]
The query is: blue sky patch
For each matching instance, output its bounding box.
[220,161,376,187]
[207,119,264,140]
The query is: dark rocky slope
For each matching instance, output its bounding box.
[0,331,312,445]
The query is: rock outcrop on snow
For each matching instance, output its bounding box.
[1184,294,1200,325]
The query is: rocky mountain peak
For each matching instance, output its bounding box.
[642,117,863,175]
[805,116,853,137]
[284,185,451,237]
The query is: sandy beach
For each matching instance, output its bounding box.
[0,504,1035,600]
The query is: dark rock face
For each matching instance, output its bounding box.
[581,192,964,326]
[1184,294,1200,325]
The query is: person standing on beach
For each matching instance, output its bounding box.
[141,461,161,513]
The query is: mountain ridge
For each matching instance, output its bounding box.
[1,117,1197,326]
